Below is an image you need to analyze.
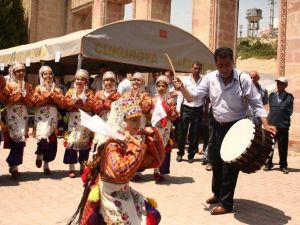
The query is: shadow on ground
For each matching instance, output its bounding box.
[132,174,195,186]
[0,170,72,186]
[234,199,291,225]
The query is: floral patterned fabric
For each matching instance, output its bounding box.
[66,111,92,150]
[100,180,147,225]
[5,104,28,142]
[34,106,58,141]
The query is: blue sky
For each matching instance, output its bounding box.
[124,0,279,37]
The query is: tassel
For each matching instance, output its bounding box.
[146,197,158,208]
[87,185,100,203]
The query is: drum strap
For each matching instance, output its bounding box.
[238,73,251,119]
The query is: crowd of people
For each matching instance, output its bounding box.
[0,47,294,224]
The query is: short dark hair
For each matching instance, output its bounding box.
[192,61,202,67]
[99,63,108,69]
[213,47,233,62]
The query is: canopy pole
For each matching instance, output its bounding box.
[77,54,83,70]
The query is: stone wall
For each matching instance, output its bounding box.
[282,0,300,144]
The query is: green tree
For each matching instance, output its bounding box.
[0,0,28,50]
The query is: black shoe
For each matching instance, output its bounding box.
[188,158,194,163]
[176,155,182,162]
[263,165,273,171]
[281,167,289,174]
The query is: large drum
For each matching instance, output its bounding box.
[220,119,275,174]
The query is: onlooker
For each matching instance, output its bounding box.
[116,70,132,95]
[176,62,203,163]
[91,63,108,92]
[264,76,294,174]
[249,70,268,126]
[146,71,160,97]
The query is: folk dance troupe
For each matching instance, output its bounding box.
[2,47,293,224]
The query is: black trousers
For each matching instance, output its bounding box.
[211,121,239,211]
[177,105,202,159]
[267,128,289,168]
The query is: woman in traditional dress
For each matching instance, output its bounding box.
[151,75,178,182]
[3,62,34,178]
[93,71,120,150]
[68,97,165,225]
[63,69,95,178]
[32,66,65,175]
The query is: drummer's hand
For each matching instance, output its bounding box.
[265,125,277,136]
[173,77,183,91]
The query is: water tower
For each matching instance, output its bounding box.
[246,8,262,37]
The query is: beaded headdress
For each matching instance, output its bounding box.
[120,97,142,119]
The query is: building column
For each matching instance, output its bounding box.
[132,0,171,22]
[92,0,125,28]
[280,0,300,144]
[192,0,238,53]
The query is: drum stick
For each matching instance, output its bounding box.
[164,53,176,77]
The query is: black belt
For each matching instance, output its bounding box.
[214,120,238,127]
[182,105,202,110]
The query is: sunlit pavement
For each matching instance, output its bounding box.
[0,137,299,225]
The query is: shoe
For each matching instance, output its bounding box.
[263,165,273,171]
[68,171,76,178]
[206,196,219,204]
[210,206,232,215]
[132,174,142,182]
[35,159,42,168]
[9,168,21,179]
[176,155,182,162]
[206,163,213,171]
[153,172,165,183]
[281,167,289,174]
[188,158,194,163]
[44,168,52,175]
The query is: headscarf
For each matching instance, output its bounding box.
[132,72,144,82]
[75,69,89,81]
[102,71,117,92]
[9,62,25,82]
[156,75,170,86]
[39,65,53,85]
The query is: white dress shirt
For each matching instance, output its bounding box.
[91,76,102,91]
[177,74,203,110]
[188,69,267,123]
[146,82,157,97]
[117,78,132,95]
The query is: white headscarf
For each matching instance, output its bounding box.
[9,62,25,82]
[39,65,53,84]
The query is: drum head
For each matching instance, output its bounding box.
[220,119,255,162]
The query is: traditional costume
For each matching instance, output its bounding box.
[3,62,34,178]
[68,97,164,225]
[93,71,120,149]
[63,69,95,177]
[151,75,178,182]
[32,66,65,175]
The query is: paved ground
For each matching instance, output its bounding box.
[0,137,299,225]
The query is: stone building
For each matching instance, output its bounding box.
[21,0,299,145]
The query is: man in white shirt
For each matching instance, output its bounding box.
[174,47,276,215]
[91,63,108,91]
[176,62,203,163]
[116,71,132,95]
[146,71,160,97]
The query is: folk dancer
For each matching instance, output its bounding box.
[68,97,165,225]
[32,66,65,175]
[63,69,95,178]
[93,71,120,150]
[3,62,34,178]
[151,75,178,182]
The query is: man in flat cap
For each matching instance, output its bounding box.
[264,76,294,174]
